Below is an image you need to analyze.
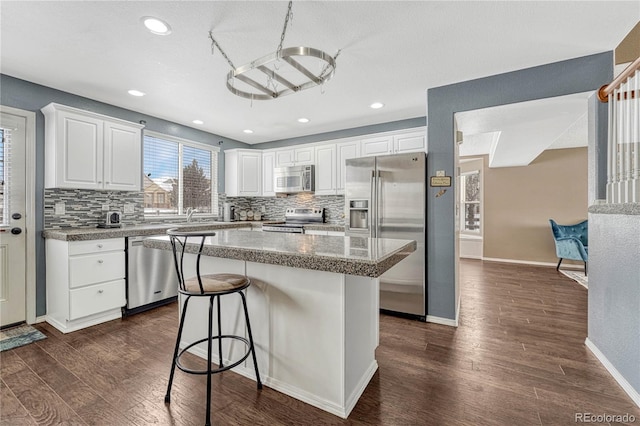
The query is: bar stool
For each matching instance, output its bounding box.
[164,229,262,426]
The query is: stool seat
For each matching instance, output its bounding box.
[184,273,249,294]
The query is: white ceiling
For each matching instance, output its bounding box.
[1,1,638,145]
[455,92,592,167]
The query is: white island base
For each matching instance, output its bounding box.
[179,256,380,418]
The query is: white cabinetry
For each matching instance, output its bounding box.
[361,129,425,157]
[42,103,143,191]
[393,131,426,154]
[314,144,337,195]
[336,141,361,194]
[225,149,262,196]
[275,146,314,167]
[361,135,393,157]
[46,238,126,333]
[262,151,276,197]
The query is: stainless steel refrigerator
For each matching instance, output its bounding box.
[345,152,426,320]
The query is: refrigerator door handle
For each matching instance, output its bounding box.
[376,170,382,239]
[370,170,376,238]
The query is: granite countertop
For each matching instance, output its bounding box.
[42,222,254,241]
[42,221,346,241]
[588,202,640,215]
[144,230,416,278]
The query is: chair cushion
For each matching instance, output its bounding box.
[184,273,249,294]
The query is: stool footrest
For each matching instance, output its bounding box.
[176,334,252,375]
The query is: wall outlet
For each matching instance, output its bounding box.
[123,204,135,214]
[54,202,65,215]
[101,204,110,211]
[261,206,266,213]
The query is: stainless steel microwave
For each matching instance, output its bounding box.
[274,165,315,194]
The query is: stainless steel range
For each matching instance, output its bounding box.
[262,207,324,233]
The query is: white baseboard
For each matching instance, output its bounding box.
[426,315,458,327]
[33,316,46,324]
[184,342,372,418]
[482,257,583,270]
[585,338,640,408]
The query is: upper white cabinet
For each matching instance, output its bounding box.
[225,149,262,196]
[314,144,337,195]
[336,141,361,194]
[262,151,276,197]
[393,131,426,154]
[275,146,314,167]
[361,129,425,157]
[42,103,143,191]
[361,136,393,157]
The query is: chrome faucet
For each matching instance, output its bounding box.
[186,207,198,222]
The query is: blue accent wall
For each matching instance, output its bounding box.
[426,52,612,320]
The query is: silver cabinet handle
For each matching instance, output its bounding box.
[98,259,104,264]
[98,289,104,294]
[97,244,103,248]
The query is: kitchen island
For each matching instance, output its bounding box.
[145,230,416,418]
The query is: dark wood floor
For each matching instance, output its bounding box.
[2,260,639,425]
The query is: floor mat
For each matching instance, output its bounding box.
[0,323,46,352]
[560,269,588,289]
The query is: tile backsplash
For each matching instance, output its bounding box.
[44,189,345,228]
[44,188,145,228]
[223,194,345,224]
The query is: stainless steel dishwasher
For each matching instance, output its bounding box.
[124,235,178,315]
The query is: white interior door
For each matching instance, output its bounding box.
[0,111,27,327]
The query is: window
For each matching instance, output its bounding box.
[143,131,219,217]
[460,170,481,233]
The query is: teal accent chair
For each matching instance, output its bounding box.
[549,219,588,275]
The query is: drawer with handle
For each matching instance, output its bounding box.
[69,238,123,255]
[69,251,125,288]
[69,279,126,320]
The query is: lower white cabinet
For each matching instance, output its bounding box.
[46,238,126,333]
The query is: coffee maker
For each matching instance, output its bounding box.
[222,203,235,222]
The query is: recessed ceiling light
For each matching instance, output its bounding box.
[243,129,254,134]
[297,118,310,123]
[128,89,145,97]
[142,17,172,35]
[370,102,384,109]
[192,120,204,125]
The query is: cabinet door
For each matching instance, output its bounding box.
[56,111,103,189]
[238,151,262,196]
[275,149,295,167]
[336,141,360,193]
[294,147,314,165]
[262,151,276,197]
[104,121,142,191]
[314,144,336,195]
[361,136,392,157]
[394,131,426,153]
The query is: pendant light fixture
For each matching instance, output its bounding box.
[209,2,340,101]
